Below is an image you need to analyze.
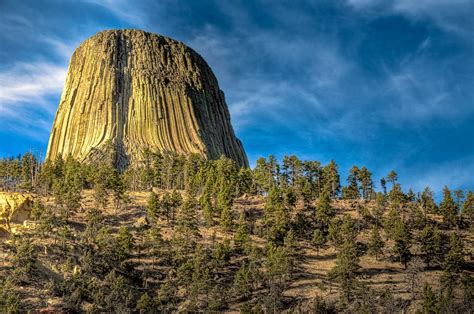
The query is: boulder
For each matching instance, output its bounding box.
[0,192,32,226]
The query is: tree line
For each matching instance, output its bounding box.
[0,152,473,312]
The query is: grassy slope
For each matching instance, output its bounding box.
[1,190,473,312]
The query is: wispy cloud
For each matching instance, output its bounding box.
[0,62,67,140]
[0,62,66,115]
[346,0,474,37]
[407,156,474,193]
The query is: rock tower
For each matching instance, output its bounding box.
[46,29,248,169]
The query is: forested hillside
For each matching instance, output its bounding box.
[0,152,473,312]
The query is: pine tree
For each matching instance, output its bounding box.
[219,206,233,232]
[136,292,154,313]
[322,160,340,199]
[315,191,334,233]
[462,191,474,226]
[11,236,37,281]
[233,263,252,300]
[146,224,164,269]
[161,191,175,224]
[358,166,374,200]
[329,238,360,302]
[344,165,360,199]
[388,183,405,209]
[253,157,274,194]
[264,244,290,311]
[263,187,289,245]
[302,160,322,200]
[421,282,438,313]
[170,190,183,224]
[419,225,441,268]
[83,207,104,245]
[0,277,21,312]
[406,189,415,202]
[93,163,113,208]
[442,233,464,289]
[234,212,250,251]
[172,197,201,261]
[116,226,133,265]
[387,170,398,187]
[237,168,254,196]
[312,229,325,255]
[374,192,386,226]
[380,177,387,195]
[392,219,411,269]
[368,226,384,260]
[420,187,438,214]
[146,191,160,222]
[440,186,458,227]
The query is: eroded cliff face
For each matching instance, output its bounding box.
[46,29,248,169]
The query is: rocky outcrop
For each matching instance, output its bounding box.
[46,29,248,170]
[0,192,32,225]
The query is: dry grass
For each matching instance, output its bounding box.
[0,189,472,312]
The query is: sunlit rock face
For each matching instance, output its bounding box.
[46,29,248,170]
[0,192,32,225]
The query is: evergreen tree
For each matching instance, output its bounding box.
[146,191,160,222]
[264,244,290,311]
[312,229,325,255]
[116,226,133,265]
[392,219,411,269]
[406,189,415,202]
[315,191,334,233]
[234,212,250,251]
[109,169,127,209]
[419,225,441,268]
[83,207,104,245]
[421,282,438,313]
[136,292,154,313]
[368,226,384,261]
[172,197,201,261]
[442,233,464,289]
[219,206,234,232]
[387,170,398,187]
[420,187,438,214]
[253,157,274,194]
[358,166,374,200]
[93,163,113,208]
[461,191,474,225]
[454,189,464,209]
[11,236,37,282]
[440,186,458,227]
[233,263,252,300]
[0,277,20,312]
[388,183,405,209]
[329,237,360,302]
[263,187,289,245]
[380,177,387,195]
[322,160,340,199]
[169,190,183,224]
[373,192,386,226]
[302,160,322,200]
[237,168,254,196]
[344,165,360,200]
[146,223,164,269]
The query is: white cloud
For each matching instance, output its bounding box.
[407,156,474,193]
[0,62,66,109]
[346,0,474,36]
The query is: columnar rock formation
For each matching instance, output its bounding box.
[46,29,248,169]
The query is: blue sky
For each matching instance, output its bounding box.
[0,0,473,196]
